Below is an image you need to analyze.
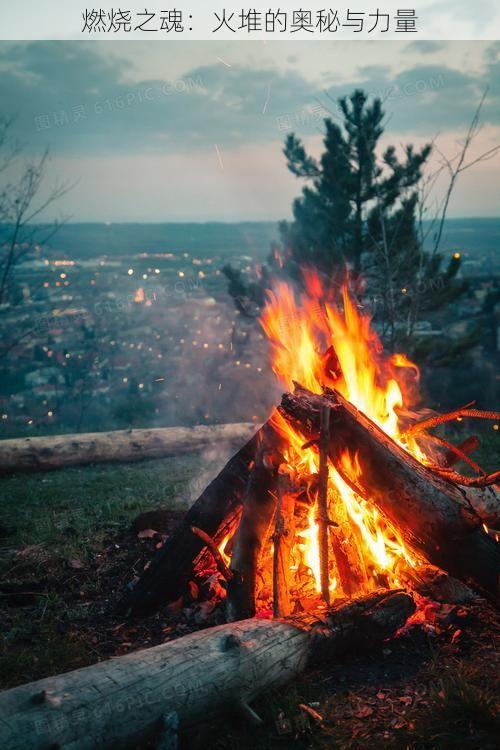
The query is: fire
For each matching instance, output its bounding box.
[261,273,422,597]
[298,504,337,594]
[217,530,232,566]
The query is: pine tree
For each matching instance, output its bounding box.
[279,91,430,276]
[224,89,468,352]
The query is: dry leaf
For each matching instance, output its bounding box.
[137,528,157,539]
[69,558,85,570]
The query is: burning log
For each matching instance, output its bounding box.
[280,385,500,598]
[226,432,280,622]
[328,488,362,597]
[119,426,267,616]
[0,590,414,750]
[272,474,296,617]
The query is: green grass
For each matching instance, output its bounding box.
[0,454,209,690]
[0,455,202,570]
[1,592,97,688]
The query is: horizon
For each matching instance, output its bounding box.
[8,215,500,228]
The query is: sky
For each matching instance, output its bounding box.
[0,40,499,222]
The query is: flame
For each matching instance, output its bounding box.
[134,288,145,303]
[297,504,338,594]
[217,530,232,566]
[261,274,422,596]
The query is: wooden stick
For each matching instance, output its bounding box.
[404,405,500,436]
[424,433,485,475]
[190,526,233,582]
[429,468,500,487]
[443,435,481,467]
[272,475,295,618]
[317,404,331,606]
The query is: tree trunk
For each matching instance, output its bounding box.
[120,426,266,616]
[0,424,257,475]
[0,591,414,750]
[280,385,500,598]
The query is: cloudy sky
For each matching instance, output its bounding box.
[1,40,499,221]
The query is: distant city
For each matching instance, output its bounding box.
[0,219,498,437]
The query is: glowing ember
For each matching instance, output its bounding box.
[260,273,424,597]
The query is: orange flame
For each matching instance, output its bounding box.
[261,275,422,595]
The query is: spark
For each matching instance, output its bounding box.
[262,82,271,114]
[214,144,224,170]
[216,56,232,68]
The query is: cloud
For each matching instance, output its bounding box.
[0,42,499,159]
[321,63,500,135]
[406,41,446,54]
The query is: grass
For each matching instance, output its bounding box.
[0,454,203,570]
[0,454,213,690]
[398,660,499,750]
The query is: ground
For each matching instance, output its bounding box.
[0,453,499,749]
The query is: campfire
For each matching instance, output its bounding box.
[124,271,499,621]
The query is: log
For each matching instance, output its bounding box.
[400,564,480,604]
[280,385,500,598]
[0,423,257,475]
[0,590,414,750]
[226,428,279,621]
[329,487,362,597]
[317,404,331,605]
[454,485,500,530]
[272,475,295,617]
[119,425,265,616]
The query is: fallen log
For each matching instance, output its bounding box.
[0,423,257,475]
[280,385,500,598]
[0,590,414,750]
[119,423,274,616]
